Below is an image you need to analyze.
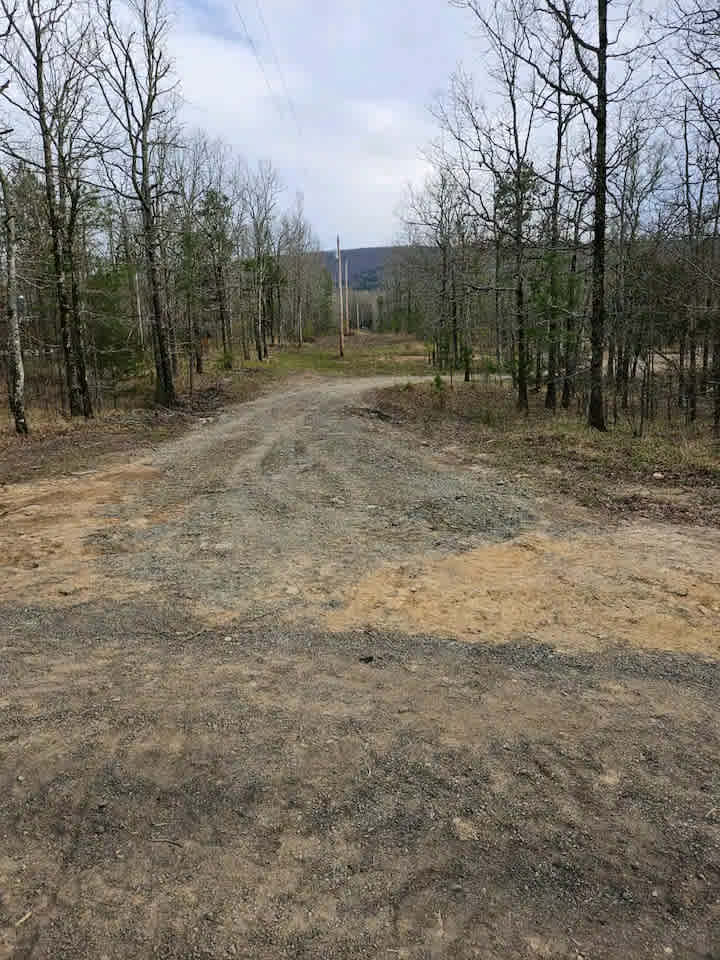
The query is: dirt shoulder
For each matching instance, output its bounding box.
[2,375,719,959]
[371,380,720,528]
[0,377,269,486]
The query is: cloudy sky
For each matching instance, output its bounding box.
[172,0,479,249]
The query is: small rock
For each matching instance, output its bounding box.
[496,480,506,486]
[223,636,233,643]
[331,496,344,506]
[452,817,479,841]
[358,655,374,664]
[664,948,673,956]
[16,775,24,783]
[652,472,665,480]
[420,441,430,447]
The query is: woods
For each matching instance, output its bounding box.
[381,0,720,436]
[0,0,331,433]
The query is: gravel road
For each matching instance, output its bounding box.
[1,376,719,960]
[87,376,534,627]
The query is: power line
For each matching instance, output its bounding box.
[232,1,284,120]
[253,0,303,142]
[233,1,310,187]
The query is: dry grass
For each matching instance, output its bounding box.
[247,332,429,378]
[373,379,720,525]
[0,372,271,485]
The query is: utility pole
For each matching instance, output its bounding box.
[337,234,344,357]
[344,259,350,336]
[356,302,360,334]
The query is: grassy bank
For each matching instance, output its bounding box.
[372,378,720,526]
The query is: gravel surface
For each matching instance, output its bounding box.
[1,376,719,959]
[92,377,534,623]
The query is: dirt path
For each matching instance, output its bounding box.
[1,377,719,959]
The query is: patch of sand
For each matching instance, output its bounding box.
[0,464,161,606]
[327,524,720,657]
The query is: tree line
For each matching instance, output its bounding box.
[0,0,333,434]
[381,0,720,435]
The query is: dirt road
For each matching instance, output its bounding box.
[1,377,719,959]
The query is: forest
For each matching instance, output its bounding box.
[3,0,720,444]
[379,0,720,436]
[0,0,336,435]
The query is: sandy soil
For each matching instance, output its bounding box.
[1,377,719,959]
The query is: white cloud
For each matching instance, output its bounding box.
[171,0,474,247]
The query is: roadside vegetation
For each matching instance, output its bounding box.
[373,376,720,526]
[0,334,428,483]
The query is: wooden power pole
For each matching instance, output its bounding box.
[337,235,345,357]
[356,302,360,334]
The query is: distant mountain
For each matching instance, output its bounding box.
[322,246,398,291]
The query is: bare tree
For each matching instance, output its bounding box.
[243,160,281,362]
[437,0,546,409]
[93,0,177,404]
[0,0,96,416]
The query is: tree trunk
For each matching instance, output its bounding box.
[714,324,720,438]
[562,210,582,409]
[688,308,697,422]
[516,273,528,412]
[337,237,345,358]
[255,273,264,362]
[494,231,502,367]
[588,0,608,431]
[68,243,93,418]
[451,260,459,368]
[1,169,29,434]
[216,262,232,367]
[678,329,686,406]
[144,211,176,405]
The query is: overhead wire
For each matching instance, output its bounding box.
[232,1,285,120]
[252,0,304,143]
[235,0,310,187]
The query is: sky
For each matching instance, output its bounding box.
[172,0,479,249]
